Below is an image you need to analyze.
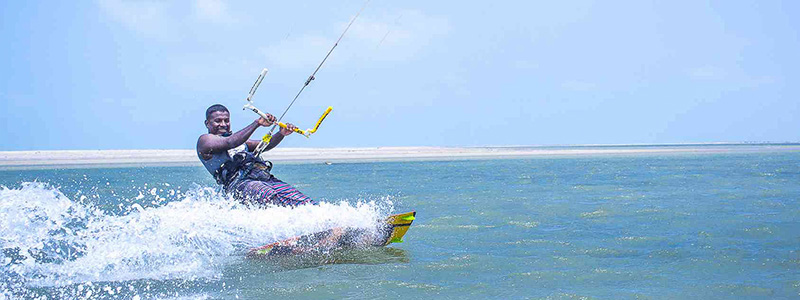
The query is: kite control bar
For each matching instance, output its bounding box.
[246,100,332,137]
[239,68,276,156]
[252,105,333,138]
[247,68,268,102]
[281,106,333,137]
[243,68,270,119]
[239,69,333,157]
[250,105,333,156]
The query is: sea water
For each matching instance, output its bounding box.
[1,147,799,299]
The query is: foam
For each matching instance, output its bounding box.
[0,182,390,292]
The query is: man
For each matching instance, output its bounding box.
[197,104,316,207]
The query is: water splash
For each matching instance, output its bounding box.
[1,182,391,298]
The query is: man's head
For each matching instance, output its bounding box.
[205,104,231,135]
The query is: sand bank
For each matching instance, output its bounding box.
[1,145,798,168]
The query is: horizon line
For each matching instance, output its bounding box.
[2,141,800,153]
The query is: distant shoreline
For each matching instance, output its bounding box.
[1,144,799,169]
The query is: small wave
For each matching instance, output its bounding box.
[580,209,609,218]
[615,236,661,243]
[506,239,571,246]
[507,221,539,228]
[575,247,640,258]
[710,283,774,297]
[742,226,774,236]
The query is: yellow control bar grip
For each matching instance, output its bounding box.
[308,106,333,134]
[275,107,332,137]
[278,122,307,136]
[254,133,273,157]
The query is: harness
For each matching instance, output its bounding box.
[214,152,273,186]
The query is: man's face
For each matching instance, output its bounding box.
[205,111,231,135]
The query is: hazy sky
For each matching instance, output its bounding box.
[1,1,798,150]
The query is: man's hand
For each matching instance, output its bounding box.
[280,123,298,135]
[257,113,276,127]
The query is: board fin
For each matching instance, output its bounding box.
[381,211,416,246]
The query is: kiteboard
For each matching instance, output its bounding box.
[247,211,416,259]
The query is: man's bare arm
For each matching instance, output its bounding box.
[257,122,299,153]
[243,132,285,152]
[264,132,285,151]
[245,139,260,151]
[198,120,261,156]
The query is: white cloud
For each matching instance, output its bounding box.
[260,35,335,69]
[350,10,450,61]
[514,60,539,70]
[742,75,776,87]
[96,0,172,38]
[561,80,597,91]
[97,0,236,38]
[193,0,233,24]
[261,9,451,69]
[688,66,725,81]
[687,66,776,88]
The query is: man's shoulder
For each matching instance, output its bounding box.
[197,133,219,150]
[198,133,219,142]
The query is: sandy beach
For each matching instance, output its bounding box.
[1,144,798,168]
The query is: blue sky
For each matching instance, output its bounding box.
[1,1,798,150]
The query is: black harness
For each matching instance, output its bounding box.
[214,152,273,186]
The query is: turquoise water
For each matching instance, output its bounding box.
[2,149,800,299]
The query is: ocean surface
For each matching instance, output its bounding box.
[1,146,799,299]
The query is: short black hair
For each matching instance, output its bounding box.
[205,104,229,120]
